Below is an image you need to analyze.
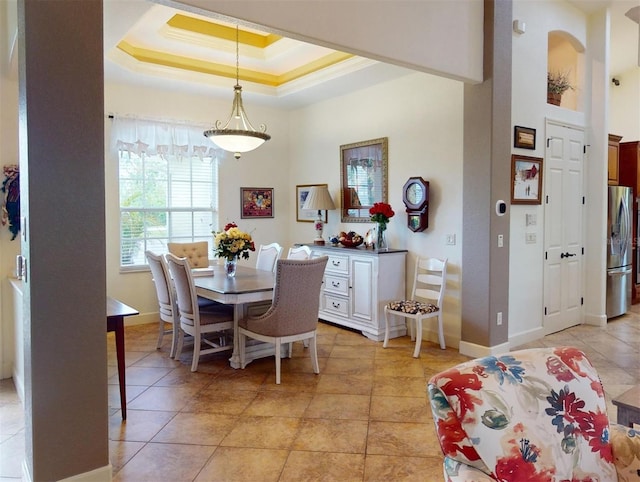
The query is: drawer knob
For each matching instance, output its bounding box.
[332,301,341,309]
[332,260,341,267]
[331,281,341,288]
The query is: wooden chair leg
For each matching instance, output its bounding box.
[413,318,423,358]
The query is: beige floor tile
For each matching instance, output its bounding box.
[194,447,288,482]
[153,367,216,390]
[243,391,313,417]
[330,344,376,359]
[112,442,214,482]
[323,357,375,375]
[109,366,173,387]
[374,357,426,378]
[206,368,269,391]
[108,384,148,411]
[220,416,301,449]
[108,440,145,474]
[291,418,368,453]
[367,421,441,458]
[132,350,183,368]
[373,375,430,397]
[0,433,24,479]
[370,396,431,423]
[315,373,373,395]
[182,388,258,415]
[108,410,176,442]
[363,454,444,481]
[304,393,371,420]
[261,370,322,391]
[152,412,237,445]
[127,386,202,412]
[280,451,365,482]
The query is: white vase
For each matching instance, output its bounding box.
[224,258,237,277]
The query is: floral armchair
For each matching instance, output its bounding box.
[427,346,640,481]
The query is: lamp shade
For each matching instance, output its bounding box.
[303,186,336,211]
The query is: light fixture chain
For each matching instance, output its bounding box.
[235,25,239,84]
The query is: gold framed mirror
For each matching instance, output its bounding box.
[340,137,388,223]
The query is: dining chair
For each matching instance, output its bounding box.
[145,251,179,357]
[255,242,283,271]
[238,256,328,384]
[286,245,312,260]
[165,253,234,372]
[167,241,210,269]
[383,256,447,357]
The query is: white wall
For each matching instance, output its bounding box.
[288,72,464,346]
[610,67,640,141]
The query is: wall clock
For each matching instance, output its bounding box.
[402,176,429,232]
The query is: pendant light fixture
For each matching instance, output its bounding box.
[204,25,271,159]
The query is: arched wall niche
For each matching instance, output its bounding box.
[548,30,585,111]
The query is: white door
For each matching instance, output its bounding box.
[544,122,585,334]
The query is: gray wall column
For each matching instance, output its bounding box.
[18,1,108,479]
[461,0,512,350]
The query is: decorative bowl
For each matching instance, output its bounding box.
[340,237,364,248]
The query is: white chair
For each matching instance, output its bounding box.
[255,242,283,271]
[238,257,328,384]
[145,251,179,357]
[286,245,312,260]
[167,241,210,268]
[383,257,447,357]
[165,253,234,372]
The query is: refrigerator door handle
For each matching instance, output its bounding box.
[608,267,633,276]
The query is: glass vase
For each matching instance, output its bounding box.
[224,258,238,277]
[376,223,388,251]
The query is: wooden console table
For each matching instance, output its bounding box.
[612,385,640,427]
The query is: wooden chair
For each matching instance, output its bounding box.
[165,253,234,371]
[145,250,179,357]
[255,242,283,271]
[287,245,312,260]
[167,241,209,268]
[238,257,328,384]
[383,257,447,357]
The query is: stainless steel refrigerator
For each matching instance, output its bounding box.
[606,185,633,318]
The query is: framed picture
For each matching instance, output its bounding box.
[511,155,543,205]
[240,187,274,218]
[514,125,536,150]
[296,184,328,222]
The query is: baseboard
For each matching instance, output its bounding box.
[509,326,545,349]
[458,340,510,359]
[124,312,157,326]
[583,312,607,327]
[12,367,24,403]
[58,464,112,482]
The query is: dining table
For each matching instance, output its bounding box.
[193,264,277,368]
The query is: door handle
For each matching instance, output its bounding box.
[560,252,576,258]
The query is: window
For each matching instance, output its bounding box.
[110,116,221,270]
[119,151,219,269]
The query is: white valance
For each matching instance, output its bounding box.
[110,116,221,161]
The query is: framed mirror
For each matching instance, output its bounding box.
[340,137,388,223]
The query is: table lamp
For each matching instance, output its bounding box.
[303,185,335,245]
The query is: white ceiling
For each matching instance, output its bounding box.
[103,1,640,109]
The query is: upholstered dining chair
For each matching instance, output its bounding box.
[383,257,447,357]
[167,241,210,269]
[238,257,328,384]
[145,250,179,357]
[427,346,640,481]
[286,245,312,260]
[255,242,283,272]
[165,253,234,372]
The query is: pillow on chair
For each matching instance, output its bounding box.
[168,241,209,269]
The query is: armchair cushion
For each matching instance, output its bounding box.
[428,346,636,481]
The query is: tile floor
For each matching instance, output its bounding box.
[1,309,638,481]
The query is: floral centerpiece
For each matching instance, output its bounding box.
[213,222,255,276]
[369,202,395,251]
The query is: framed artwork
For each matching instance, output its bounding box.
[240,187,274,218]
[511,155,543,205]
[514,125,536,150]
[296,184,328,222]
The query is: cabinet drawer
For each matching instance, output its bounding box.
[322,294,349,316]
[325,254,349,274]
[324,275,349,296]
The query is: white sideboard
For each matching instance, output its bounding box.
[310,245,407,341]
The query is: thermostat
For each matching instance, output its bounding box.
[496,200,507,216]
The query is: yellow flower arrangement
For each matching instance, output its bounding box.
[213,222,255,261]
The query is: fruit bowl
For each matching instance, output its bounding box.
[340,238,363,248]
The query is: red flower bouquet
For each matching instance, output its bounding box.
[369,202,395,226]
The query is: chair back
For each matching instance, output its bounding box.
[165,253,198,326]
[251,257,328,337]
[428,346,618,481]
[145,251,175,322]
[412,257,447,307]
[255,242,283,271]
[167,241,209,268]
[287,245,312,260]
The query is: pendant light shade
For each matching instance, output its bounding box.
[204,26,271,159]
